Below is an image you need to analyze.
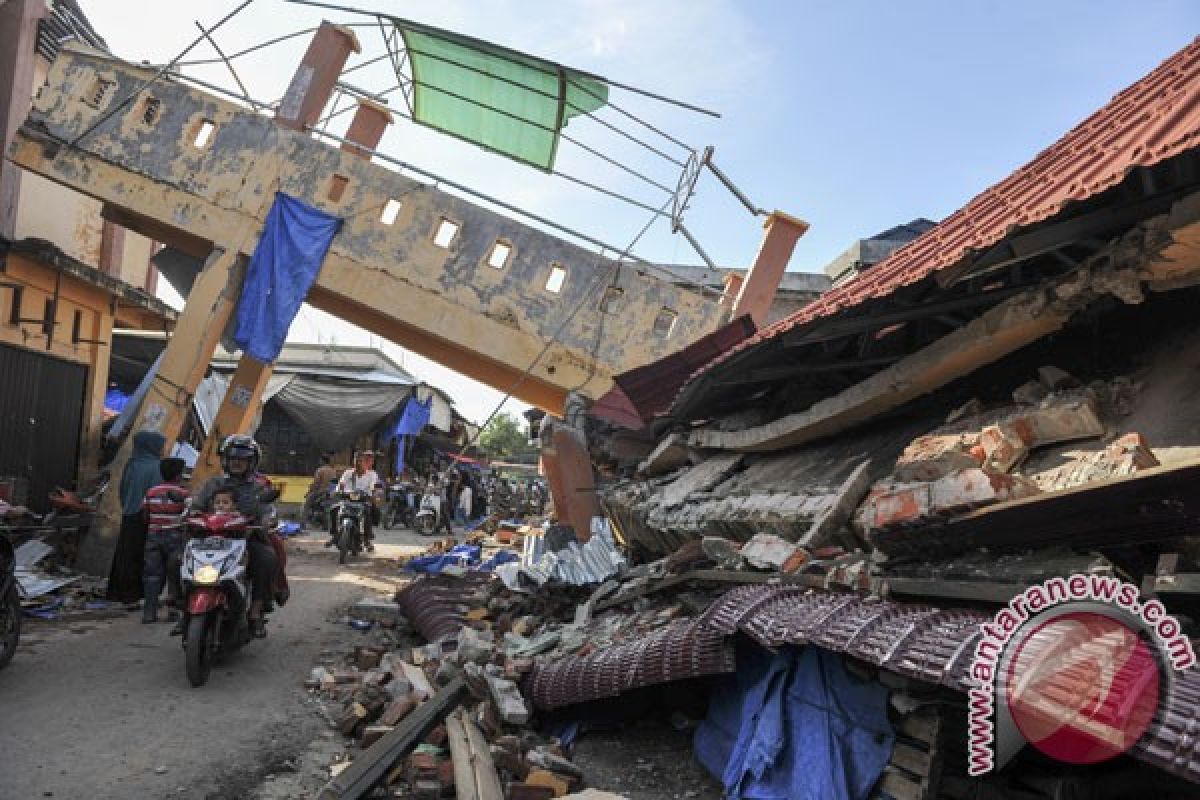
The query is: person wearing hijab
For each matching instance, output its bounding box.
[106,430,166,605]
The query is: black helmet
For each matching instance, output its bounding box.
[219,434,261,474]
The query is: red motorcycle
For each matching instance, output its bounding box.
[179,511,257,687]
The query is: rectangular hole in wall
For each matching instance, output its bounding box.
[327,174,350,203]
[487,240,512,269]
[41,299,54,336]
[653,307,677,338]
[599,286,624,313]
[140,96,161,126]
[191,119,216,148]
[7,286,22,325]
[433,218,459,248]
[72,310,83,343]
[545,264,567,293]
[380,198,402,225]
[85,77,115,107]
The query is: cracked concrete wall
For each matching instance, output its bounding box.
[9,47,726,412]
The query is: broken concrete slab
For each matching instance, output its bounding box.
[741,534,800,570]
[660,453,743,508]
[486,675,531,725]
[638,432,692,477]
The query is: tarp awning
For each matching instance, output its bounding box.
[396,21,609,170]
[271,376,411,452]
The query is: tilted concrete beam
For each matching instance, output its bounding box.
[8,46,725,413]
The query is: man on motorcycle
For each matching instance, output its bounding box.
[327,450,380,552]
[191,435,278,638]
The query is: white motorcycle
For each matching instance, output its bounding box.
[413,488,444,536]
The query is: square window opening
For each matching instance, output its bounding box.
[192,119,216,149]
[380,198,402,226]
[653,308,678,338]
[434,219,459,248]
[86,77,115,107]
[488,241,512,269]
[599,287,624,313]
[140,97,161,126]
[327,174,349,203]
[545,264,567,294]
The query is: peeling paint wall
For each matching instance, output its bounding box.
[10,48,728,410]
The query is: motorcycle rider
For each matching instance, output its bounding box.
[305,453,337,525]
[191,435,278,638]
[328,450,380,552]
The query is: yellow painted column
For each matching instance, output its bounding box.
[76,235,255,575]
[77,302,115,485]
[189,355,273,486]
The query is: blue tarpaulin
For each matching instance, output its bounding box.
[403,543,482,574]
[390,396,432,473]
[104,387,130,413]
[234,193,342,363]
[695,643,894,800]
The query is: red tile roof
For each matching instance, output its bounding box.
[676,36,1200,404]
[595,315,756,429]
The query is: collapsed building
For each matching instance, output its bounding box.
[300,35,1200,800]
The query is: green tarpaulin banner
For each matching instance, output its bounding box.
[398,24,609,171]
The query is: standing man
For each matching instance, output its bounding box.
[330,450,380,552]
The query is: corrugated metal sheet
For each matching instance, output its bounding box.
[394,573,493,642]
[674,36,1200,409]
[596,315,755,429]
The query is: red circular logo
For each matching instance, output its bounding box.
[1003,611,1160,765]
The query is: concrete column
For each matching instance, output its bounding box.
[341,99,393,157]
[77,238,255,575]
[732,210,809,327]
[719,272,745,324]
[274,22,361,132]
[0,0,46,239]
[189,355,274,485]
[540,421,600,542]
[77,304,115,486]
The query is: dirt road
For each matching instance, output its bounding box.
[0,529,425,800]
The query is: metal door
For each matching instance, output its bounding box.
[0,343,87,511]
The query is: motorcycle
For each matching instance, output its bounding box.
[303,482,335,530]
[179,511,258,687]
[383,482,414,530]
[0,537,19,670]
[413,487,443,536]
[333,490,370,564]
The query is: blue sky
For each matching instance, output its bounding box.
[88,1,1198,422]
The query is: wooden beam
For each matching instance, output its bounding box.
[446,709,504,800]
[718,354,901,386]
[319,677,466,800]
[782,286,1024,349]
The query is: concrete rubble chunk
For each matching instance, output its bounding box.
[1012,379,1049,406]
[638,432,691,477]
[893,433,982,482]
[740,533,800,570]
[1038,365,1080,390]
[660,453,743,508]
[1032,431,1160,491]
[701,537,745,569]
[455,625,495,666]
[861,468,1042,534]
[486,675,531,725]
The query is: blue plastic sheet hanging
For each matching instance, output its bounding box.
[234,192,343,363]
[695,643,895,800]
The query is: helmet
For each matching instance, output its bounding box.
[219,434,261,475]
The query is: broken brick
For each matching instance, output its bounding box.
[379,695,416,726]
[507,784,556,800]
[525,769,570,798]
